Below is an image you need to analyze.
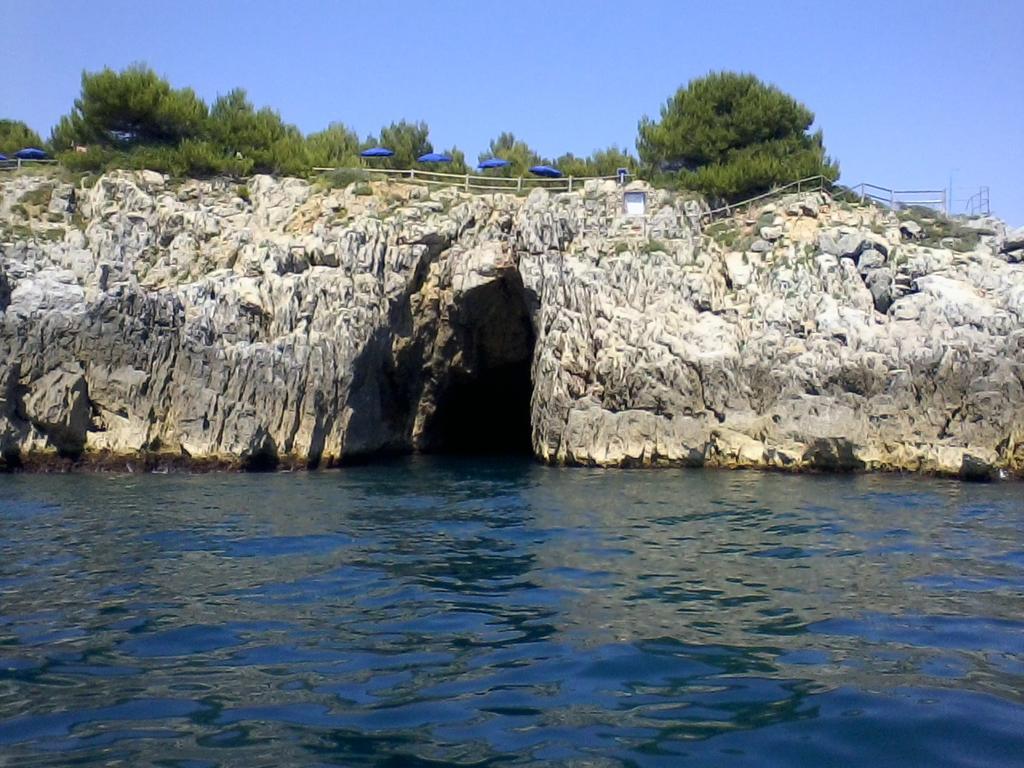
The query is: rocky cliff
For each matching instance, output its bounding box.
[1,170,1022,477]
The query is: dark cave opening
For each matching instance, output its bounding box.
[427,361,534,455]
[420,272,536,456]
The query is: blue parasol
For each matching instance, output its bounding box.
[477,158,510,170]
[360,147,394,158]
[14,147,47,160]
[529,165,562,178]
[0,154,7,162]
[417,152,452,163]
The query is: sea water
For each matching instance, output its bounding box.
[1,458,1021,766]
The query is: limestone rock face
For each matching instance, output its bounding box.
[1,171,1022,478]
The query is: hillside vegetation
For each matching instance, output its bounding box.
[9,65,836,202]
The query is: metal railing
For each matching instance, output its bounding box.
[312,166,621,193]
[702,175,832,221]
[963,186,991,217]
[851,182,946,214]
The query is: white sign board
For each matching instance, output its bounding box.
[624,191,646,217]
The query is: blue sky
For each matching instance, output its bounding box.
[3,0,1022,223]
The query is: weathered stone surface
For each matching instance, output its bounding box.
[1,172,1022,478]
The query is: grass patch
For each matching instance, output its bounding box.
[18,184,55,207]
[641,238,669,254]
[705,220,742,248]
[899,207,982,252]
[236,184,250,202]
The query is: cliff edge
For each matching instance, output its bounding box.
[1,171,1022,477]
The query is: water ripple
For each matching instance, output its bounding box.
[0,461,1021,766]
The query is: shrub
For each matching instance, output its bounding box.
[320,168,368,188]
[56,147,118,173]
[306,122,361,168]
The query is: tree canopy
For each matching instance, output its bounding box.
[368,120,433,169]
[637,72,838,201]
[0,119,44,154]
[206,89,309,175]
[306,122,361,168]
[38,63,839,199]
[555,146,636,178]
[477,132,543,177]
[51,64,207,150]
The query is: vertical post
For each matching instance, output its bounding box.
[16,158,21,170]
[465,173,470,191]
[568,176,573,193]
[517,176,522,193]
[797,179,802,194]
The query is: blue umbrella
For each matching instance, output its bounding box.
[0,154,7,162]
[477,158,510,170]
[360,147,394,158]
[417,152,452,163]
[14,147,47,160]
[529,165,562,178]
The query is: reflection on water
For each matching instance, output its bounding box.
[0,460,1022,766]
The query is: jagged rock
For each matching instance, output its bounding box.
[857,248,887,273]
[23,365,91,455]
[900,220,923,240]
[1001,226,1024,261]
[1,172,1022,478]
[724,252,753,288]
[864,268,895,314]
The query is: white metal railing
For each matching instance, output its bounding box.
[851,182,946,214]
[313,166,621,193]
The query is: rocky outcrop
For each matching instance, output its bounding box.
[1,171,1021,478]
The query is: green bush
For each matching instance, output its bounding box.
[320,168,368,189]
[56,147,118,173]
[638,71,838,202]
[0,119,44,153]
[306,122,361,168]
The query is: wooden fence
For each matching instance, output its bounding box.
[312,166,622,194]
[0,158,59,170]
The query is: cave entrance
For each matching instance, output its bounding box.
[420,271,536,456]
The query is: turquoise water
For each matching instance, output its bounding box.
[0,459,1022,766]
